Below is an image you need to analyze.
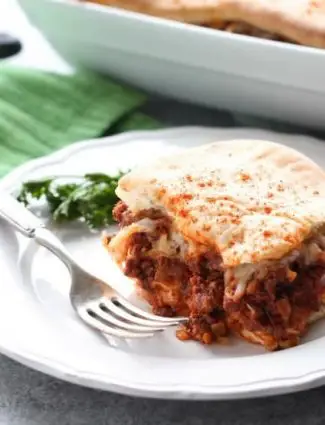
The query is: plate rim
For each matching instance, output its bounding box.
[1,126,325,400]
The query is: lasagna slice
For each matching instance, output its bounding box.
[86,0,325,49]
[105,139,325,350]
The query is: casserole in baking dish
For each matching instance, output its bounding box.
[19,0,325,129]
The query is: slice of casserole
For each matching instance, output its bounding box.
[105,139,325,350]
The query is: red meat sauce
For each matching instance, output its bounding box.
[225,263,325,350]
[113,201,227,344]
[112,202,325,349]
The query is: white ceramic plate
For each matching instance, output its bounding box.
[2,127,325,400]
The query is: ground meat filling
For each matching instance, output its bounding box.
[206,21,292,43]
[112,202,325,350]
[113,201,227,344]
[225,262,325,350]
[113,201,168,228]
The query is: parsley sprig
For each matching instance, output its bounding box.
[17,172,125,229]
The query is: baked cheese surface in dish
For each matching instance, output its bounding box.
[106,139,325,350]
[86,0,325,49]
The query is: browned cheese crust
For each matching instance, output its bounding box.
[86,0,325,48]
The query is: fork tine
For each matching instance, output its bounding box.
[78,307,154,338]
[91,304,166,332]
[114,296,188,323]
[100,298,180,328]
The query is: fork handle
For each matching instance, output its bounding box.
[0,192,78,270]
[0,192,45,237]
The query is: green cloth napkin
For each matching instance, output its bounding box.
[0,66,160,176]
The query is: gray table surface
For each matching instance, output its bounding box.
[2,99,325,425]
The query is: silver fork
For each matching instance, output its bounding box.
[0,192,186,339]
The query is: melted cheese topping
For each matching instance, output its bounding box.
[226,234,325,300]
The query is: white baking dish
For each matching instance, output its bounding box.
[18,0,325,129]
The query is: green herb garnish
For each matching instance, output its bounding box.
[17,172,125,229]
